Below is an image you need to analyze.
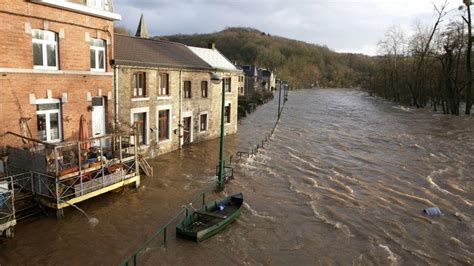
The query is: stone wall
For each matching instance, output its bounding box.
[117,66,239,156]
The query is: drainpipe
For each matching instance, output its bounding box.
[114,64,119,131]
[178,69,183,149]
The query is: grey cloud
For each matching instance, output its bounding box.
[114,0,456,55]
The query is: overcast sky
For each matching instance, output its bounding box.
[114,0,460,56]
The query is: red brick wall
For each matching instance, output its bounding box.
[0,0,116,147]
[0,74,114,146]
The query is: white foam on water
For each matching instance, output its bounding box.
[393,105,412,112]
[243,202,275,221]
[378,244,398,265]
[413,144,426,151]
[88,217,99,228]
[427,169,473,207]
[309,201,352,236]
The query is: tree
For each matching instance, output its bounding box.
[462,0,473,114]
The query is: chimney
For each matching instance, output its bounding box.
[208,42,216,49]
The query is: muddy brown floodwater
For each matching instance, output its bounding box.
[1,89,473,265]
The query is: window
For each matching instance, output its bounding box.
[240,87,244,94]
[90,38,106,71]
[223,78,231,93]
[87,0,104,9]
[225,104,231,124]
[132,72,146,98]
[36,101,61,142]
[133,112,147,145]
[201,81,208,98]
[200,113,208,132]
[158,109,170,141]
[158,73,169,96]
[184,81,192,98]
[32,29,58,70]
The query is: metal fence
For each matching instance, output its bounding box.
[121,89,290,265]
[121,183,217,265]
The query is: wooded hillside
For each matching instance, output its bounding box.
[161,27,374,89]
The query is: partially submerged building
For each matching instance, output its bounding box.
[0,1,144,220]
[0,0,121,148]
[239,65,276,97]
[113,17,240,157]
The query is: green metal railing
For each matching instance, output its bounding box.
[122,207,187,266]
[121,87,290,265]
[121,183,216,265]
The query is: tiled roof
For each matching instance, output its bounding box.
[114,34,212,70]
[188,46,239,72]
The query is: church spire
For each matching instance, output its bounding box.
[135,13,150,38]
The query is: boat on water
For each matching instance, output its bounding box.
[176,193,243,242]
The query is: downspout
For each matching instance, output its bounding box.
[178,69,183,149]
[114,64,119,131]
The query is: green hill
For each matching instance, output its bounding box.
[161,27,374,89]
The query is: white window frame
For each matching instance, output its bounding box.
[90,38,106,72]
[181,111,193,145]
[87,0,105,9]
[199,111,208,133]
[223,77,232,94]
[32,29,58,70]
[132,72,147,98]
[225,101,231,125]
[36,98,62,143]
[158,73,170,97]
[156,105,172,143]
[130,107,150,146]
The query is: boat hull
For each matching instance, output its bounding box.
[176,193,243,242]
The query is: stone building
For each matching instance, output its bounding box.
[239,65,276,97]
[240,65,259,97]
[0,0,121,147]
[114,33,240,156]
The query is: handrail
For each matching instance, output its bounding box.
[122,207,187,266]
[121,90,290,265]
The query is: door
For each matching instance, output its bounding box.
[133,112,146,145]
[183,117,192,145]
[91,97,106,146]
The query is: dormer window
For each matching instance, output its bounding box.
[90,38,106,71]
[32,29,58,70]
[87,0,105,10]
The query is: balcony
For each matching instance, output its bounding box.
[29,0,121,21]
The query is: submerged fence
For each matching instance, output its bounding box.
[122,88,290,265]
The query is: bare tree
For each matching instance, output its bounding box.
[461,0,473,114]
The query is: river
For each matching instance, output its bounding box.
[1,89,473,265]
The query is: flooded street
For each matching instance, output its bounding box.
[1,89,473,265]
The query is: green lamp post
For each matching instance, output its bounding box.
[211,72,225,189]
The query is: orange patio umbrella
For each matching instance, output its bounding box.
[79,115,90,151]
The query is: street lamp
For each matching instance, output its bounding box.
[211,72,226,189]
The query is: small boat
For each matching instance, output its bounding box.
[176,193,243,242]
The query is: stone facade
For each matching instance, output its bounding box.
[0,0,119,147]
[116,66,239,156]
